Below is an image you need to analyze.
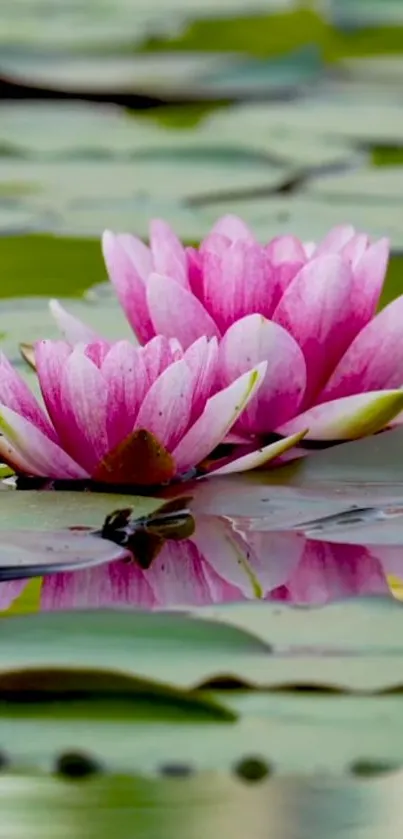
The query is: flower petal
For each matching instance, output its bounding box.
[41,562,156,610]
[319,292,403,401]
[35,340,72,431]
[278,390,403,441]
[283,540,388,604]
[192,517,305,598]
[102,230,155,344]
[146,272,220,350]
[219,314,306,433]
[314,224,356,256]
[0,352,56,440]
[265,234,306,264]
[202,241,273,332]
[149,219,188,287]
[206,430,307,475]
[84,341,111,368]
[0,435,40,474]
[340,232,370,266]
[184,336,219,421]
[210,214,255,242]
[0,580,28,612]
[101,341,148,449]
[139,334,181,388]
[0,405,88,478]
[186,246,204,297]
[49,299,100,344]
[118,232,152,280]
[172,363,266,474]
[59,348,109,473]
[135,359,193,451]
[273,254,358,405]
[145,541,214,607]
[191,516,260,599]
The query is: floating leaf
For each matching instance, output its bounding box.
[0,528,130,581]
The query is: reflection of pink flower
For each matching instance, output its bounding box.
[270,540,389,604]
[0,337,300,483]
[93,217,403,443]
[0,516,393,613]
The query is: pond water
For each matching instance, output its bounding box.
[2,0,403,837]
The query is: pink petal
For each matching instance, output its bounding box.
[200,232,232,257]
[0,580,28,612]
[146,272,220,350]
[118,232,152,280]
[207,431,307,475]
[284,540,388,605]
[278,389,403,440]
[342,238,390,351]
[219,314,306,433]
[35,340,71,431]
[172,362,266,474]
[273,254,358,405]
[239,529,306,595]
[102,230,155,344]
[0,435,42,474]
[84,341,111,368]
[145,541,214,607]
[265,234,306,264]
[210,214,255,243]
[149,219,188,287]
[135,359,193,451]
[49,300,100,344]
[101,341,148,449]
[314,224,356,256]
[264,236,306,312]
[340,232,370,266]
[202,241,273,333]
[0,405,88,478]
[190,516,258,598]
[184,336,219,421]
[199,561,247,603]
[41,561,156,610]
[0,352,56,440]
[192,518,304,599]
[186,246,204,297]
[139,334,182,388]
[320,291,403,401]
[59,349,109,473]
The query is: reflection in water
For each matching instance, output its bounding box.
[0,513,395,612]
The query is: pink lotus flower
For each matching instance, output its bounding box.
[89,216,403,443]
[0,337,303,484]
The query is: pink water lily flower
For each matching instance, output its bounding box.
[0,337,303,484]
[92,216,403,443]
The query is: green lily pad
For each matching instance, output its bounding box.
[3,601,403,693]
[0,489,160,531]
[0,771,401,839]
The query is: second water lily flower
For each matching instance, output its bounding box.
[0,337,302,484]
[94,217,403,444]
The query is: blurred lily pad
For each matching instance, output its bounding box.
[306,166,403,202]
[0,47,322,101]
[0,490,160,532]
